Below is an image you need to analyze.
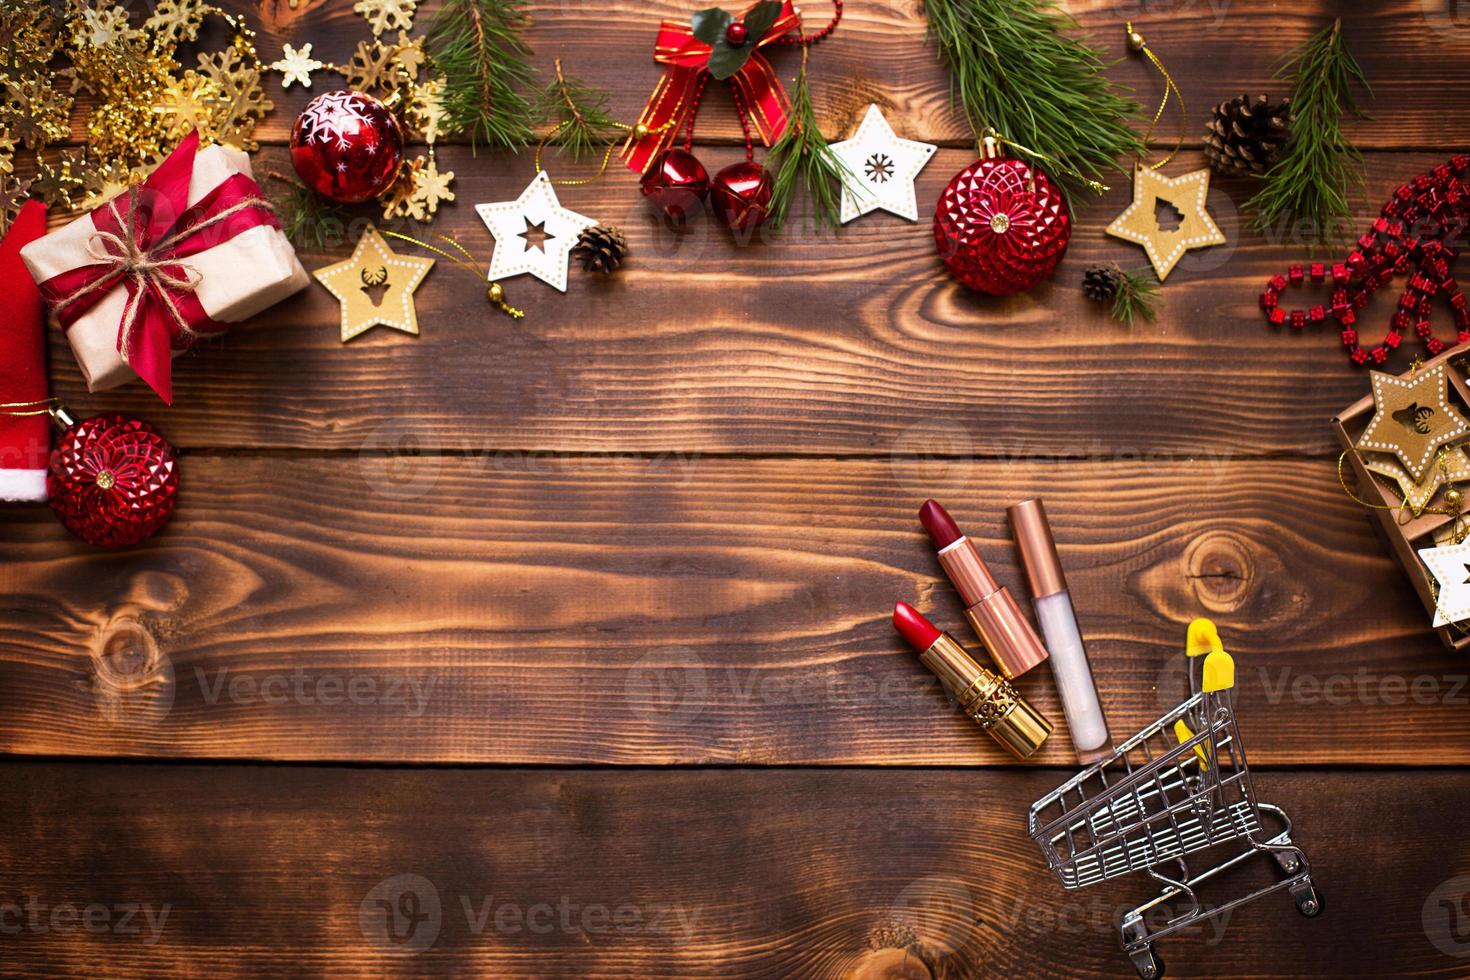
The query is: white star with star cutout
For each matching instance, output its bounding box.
[829,104,937,224]
[1419,540,1470,627]
[476,172,597,292]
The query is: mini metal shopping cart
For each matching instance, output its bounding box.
[1027,618,1322,979]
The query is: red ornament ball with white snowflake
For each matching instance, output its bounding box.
[47,413,178,549]
[290,90,405,204]
[933,144,1071,296]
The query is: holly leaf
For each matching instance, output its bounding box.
[705,43,746,80]
[690,7,732,46]
[744,1,783,42]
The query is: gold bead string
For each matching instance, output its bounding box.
[0,397,59,417]
[534,59,673,187]
[378,229,525,319]
[1337,446,1468,526]
[1126,23,1187,172]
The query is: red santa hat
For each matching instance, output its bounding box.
[0,200,51,502]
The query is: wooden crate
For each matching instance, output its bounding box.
[1332,347,1470,652]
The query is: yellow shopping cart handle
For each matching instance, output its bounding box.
[1173,719,1210,771]
[1185,617,1236,693]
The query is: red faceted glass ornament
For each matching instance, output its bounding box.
[640,148,711,223]
[710,161,773,232]
[933,146,1071,296]
[47,412,179,549]
[290,91,405,204]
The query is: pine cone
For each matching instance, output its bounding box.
[1083,265,1125,304]
[573,224,628,275]
[1204,94,1293,176]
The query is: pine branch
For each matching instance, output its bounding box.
[535,58,622,163]
[426,0,536,151]
[766,56,850,230]
[266,171,348,251]
[921,0,1143,200]
[1246,19,1369,244]
[1112,266,1159,326]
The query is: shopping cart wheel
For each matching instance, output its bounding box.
[1128,945,1164,979]
[1290,879,1323,918]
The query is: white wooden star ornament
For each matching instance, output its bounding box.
[1105,165,1225,281]
[829,104,936,223]
[476,172,597,292]
[1418,539,1470,626]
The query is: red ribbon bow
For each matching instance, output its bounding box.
[37,132,279,404]
[622,0,801,174]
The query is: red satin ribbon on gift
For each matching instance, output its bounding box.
[622,0,801,174]
[37,132,279,404]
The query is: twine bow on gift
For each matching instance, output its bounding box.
[35,131,279,404]
[621,0,803,174]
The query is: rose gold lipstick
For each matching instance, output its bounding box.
[919,499,1049,679]
[894,602,1052,759]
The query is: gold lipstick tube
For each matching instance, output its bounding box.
[919,631,1052,759]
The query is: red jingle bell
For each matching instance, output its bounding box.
[710,160,773,232]
[47,409,178,549]
[640,148,711,224]
[290,90,405,204]
[934,136,1071,295]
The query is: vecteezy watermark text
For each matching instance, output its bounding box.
[195,667,437,717]
[0,898,170,945]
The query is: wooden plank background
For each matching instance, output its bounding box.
[5,0,1470,976]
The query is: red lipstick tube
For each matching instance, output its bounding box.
[920,500,1049,679]
[894,602,1052,759]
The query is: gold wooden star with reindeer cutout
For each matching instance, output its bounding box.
[1356,365,1470,483]
[314,226,435,342]
[1105,165,1225,280]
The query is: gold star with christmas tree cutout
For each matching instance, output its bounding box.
[314,227,434,342]
[1105,166,1225,280]
[1356,365,1470,483]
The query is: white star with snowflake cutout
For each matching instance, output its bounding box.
[829,104,937,224]
[476,172,597,292]
[1419,540,1470,627]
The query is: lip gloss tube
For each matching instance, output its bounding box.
[1006,498,1112,764]
[893,602,1052,760]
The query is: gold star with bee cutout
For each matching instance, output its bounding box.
[1356,365,1470,483]
[314,227,434,342]
[1105,166,1225,280]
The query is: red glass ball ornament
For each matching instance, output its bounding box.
[290,91,405,204]
[640,148,711,223]
[710,161,773,232]
[933,156,1071,295]
[725,20,749,45]
[47,413,179,549]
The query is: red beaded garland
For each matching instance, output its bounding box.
[1261,154,1470,365]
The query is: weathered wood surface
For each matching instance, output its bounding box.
[2,763,1465,978]
[49,149,1451,455]
[2,455,1461,765]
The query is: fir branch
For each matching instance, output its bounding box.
[266,171,348,251]
[535,58,622,163]
[766,54,851,231]
[1111,266,1159,326]
[425,0,536,151]
[1246,19,1369,244]
[921,0,1143,199]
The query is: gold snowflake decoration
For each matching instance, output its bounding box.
[80,7,140,49]
[354,0,418,38]
[144,0,211,50]
[271,42,324,89]
[190,47,273,151]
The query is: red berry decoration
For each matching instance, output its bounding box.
[640,148,711,224]
[725,20,749,45]
[933,144,1071,296]
[290,91,405,204]
[47,413,178,549]
[710,161,773,232]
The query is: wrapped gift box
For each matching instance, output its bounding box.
[20,135,309,401]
